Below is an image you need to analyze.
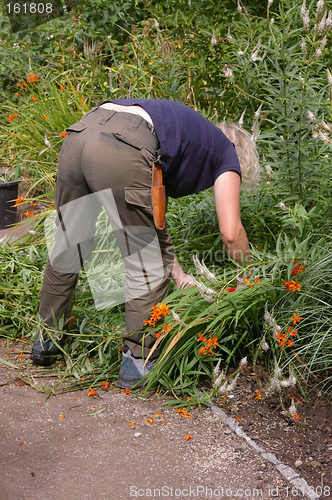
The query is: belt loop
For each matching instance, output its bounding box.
[126,114,143,131]
[99,109,117,125]
[81,106,99,119]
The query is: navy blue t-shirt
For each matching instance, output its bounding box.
[101,99,241,198]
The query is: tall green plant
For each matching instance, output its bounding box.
[222,0,332,223]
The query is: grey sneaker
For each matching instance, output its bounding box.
[118,346,157,389]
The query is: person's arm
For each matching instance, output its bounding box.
[214,170,251,281]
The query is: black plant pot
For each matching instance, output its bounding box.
[0,179,21,229]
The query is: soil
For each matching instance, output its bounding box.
[210,364,332,496]
[0,341,331,500]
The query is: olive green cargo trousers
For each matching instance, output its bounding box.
[38,106,174,359]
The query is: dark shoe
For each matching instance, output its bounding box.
[30,337,64,366]
[118,346,157,389]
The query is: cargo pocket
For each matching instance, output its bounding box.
[66,122,88,133]
[102,131,144,151]
[125,187,152,209]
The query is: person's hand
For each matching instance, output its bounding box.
[174,274,196,290]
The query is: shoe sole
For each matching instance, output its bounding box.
[118,374,146,390]
[30,346,57,366]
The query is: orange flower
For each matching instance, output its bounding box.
[158,303,169,317]
[162,324,171,333]
[293,414,302,420]
[60,85,64,90]
[31,96,37,102]
[25,210,34,218]
[59,414,65,419]
[15,92,19,96]
[286,339,294,347]
[121,389,131,394]
[286,326,298,337]
[185,434,191,440]
[19,442,25,445]
[291,313,303,325]
[27,74,38,83]
[60,131,68,138]
[254,389,264,400]
[276,330,287,348]
[100,381,109,389]
[18,354,24,358]
[144,303,169,327]
[23,82,27,88]
[235,416,242,422]
[87,389,97,397]
[175,408,192,418]
[283,280,301,292]
[17,82,22,87]
[43,114,48,120]
[197,333,219,355]
[291,260,305,276]
[245,279,251,285]
[127,422,136,426]
[14,196,25,207]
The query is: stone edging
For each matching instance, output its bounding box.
[210,404,321,500]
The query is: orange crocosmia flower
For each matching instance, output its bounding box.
[245,279,251,285]
[100,381,109,389]
[43,114,48,119]
[286,326,298,338]
[60,85,64,90]
[155,332,161,338]
[291,260,305,276]
[197,333,207,342]
[14,196,25,207]
[254,278,261,285]
[23,82,27,88]
[19,441,25,445]
[27,74,38,83]
[60,131,68,138]
[15,92,19,96]
[87,389,97,397]
[154,413,162,417]
[59,414,65,419]
[293,414,302,420]
[208,336,219,348]
[127,422,136,426]
[185,434,192,440]
[18,354,24,358]
[235,416,242,422]
[162,324,171,334]
[283,280,301,292]
[121,389,131,394]
[286,339,294,347]
[25,210,34,218]
[157,302,169,317]
[31,96,37,102]
[175,408,192,418]
[17,82,22,87]
[291,313,303,325]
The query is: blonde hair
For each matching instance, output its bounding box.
[216,122,260,191]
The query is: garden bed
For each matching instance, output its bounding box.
[211,367,332,494]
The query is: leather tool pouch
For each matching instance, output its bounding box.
[151,163,166,230]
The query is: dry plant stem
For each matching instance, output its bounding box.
[252,340,265,392]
